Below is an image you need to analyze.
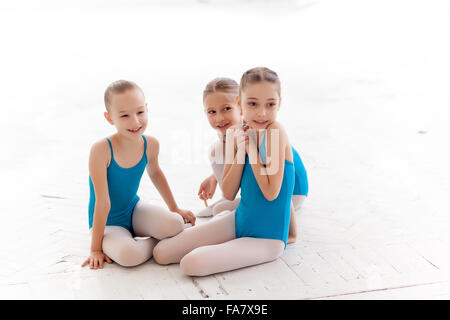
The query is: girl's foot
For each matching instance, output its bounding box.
[196,206,214,217]
[196,198,229,217]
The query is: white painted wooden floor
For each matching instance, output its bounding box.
[1,0,450,299]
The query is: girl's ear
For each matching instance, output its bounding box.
[236,95,243,115]
[104,112,114,125]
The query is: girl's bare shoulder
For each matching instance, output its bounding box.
[89,137,111,166]
[267,121,288,140]
[267,121,292,160]
[144,134,160,159]
[90,138,111,157]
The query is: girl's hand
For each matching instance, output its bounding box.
[226,124,245,148]
[237,124,251,153]
[175,208,196,226]
[81,250,112,269]
[198,175,217,201]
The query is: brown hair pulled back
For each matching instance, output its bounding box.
[203,77,239,101]
[239,67,281,97]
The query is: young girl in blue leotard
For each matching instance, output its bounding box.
[81,80,196,269]
[196,77,308,243]
[153,67,301,276]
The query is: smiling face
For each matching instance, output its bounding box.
[104,88,148,139]
[238,81,281,130]
[204,91,242,136]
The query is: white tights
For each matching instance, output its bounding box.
[96,201,185,267]
[153,211,285,276]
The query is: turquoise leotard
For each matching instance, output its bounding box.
[235,133,295,247]
[88,135,148,234]
[258,131,308,196]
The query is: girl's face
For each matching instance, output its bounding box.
[104,88,148,139]
[238,81,281,130]
[204,92,242,136]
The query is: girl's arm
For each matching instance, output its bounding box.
[145,136,196,225]
[82,140,113,269]
[221,127,246,200]
[89,141,111,251]
[247,122,289,201]
[198,143,219,201]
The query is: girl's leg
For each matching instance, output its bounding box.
[132,201,184,240]
[101,226,157,267]
[180,237,285,277]
[287,195,306,244]
[292,195,306,211]
[287,202,297,244]
[212,197,240,216]
[153,210,235,265]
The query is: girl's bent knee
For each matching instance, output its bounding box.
[259,240,284,262]
[270,241,285,260]
[180,251,206,276]
[113,242,150,267]
[159,213,184,239]
[153,241,171,265]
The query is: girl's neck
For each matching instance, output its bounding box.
[112,132,143,149]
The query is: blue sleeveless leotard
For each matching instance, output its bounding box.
[259,132,308,196]
[88,135,148,234]
[235,133,295,247]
